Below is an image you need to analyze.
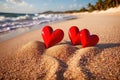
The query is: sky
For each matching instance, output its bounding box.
[0,0,98,13]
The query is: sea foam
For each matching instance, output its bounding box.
[0,14,76,33]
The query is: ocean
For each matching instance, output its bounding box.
[0,13,76,42]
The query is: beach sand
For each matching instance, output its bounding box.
[0,10,120,79]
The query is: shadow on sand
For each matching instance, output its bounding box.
[97,43,120,49]
[61,41,120,50]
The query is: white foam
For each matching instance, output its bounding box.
[0,14,76,33]
[0,16,6,22]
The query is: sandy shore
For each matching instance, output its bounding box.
[0,12,120,79]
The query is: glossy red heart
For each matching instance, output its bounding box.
[80,29,99,47]
[42,26,64,48]
[69,26,81,45]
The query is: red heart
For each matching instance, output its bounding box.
[42,26,64,48]
[69,26,81,45]
[80,29,99,47]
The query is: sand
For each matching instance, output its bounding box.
[0,9,120,79]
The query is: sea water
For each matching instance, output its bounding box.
[0,14,76,42]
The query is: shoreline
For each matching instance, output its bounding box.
[0,17,76,43]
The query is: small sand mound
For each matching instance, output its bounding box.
[14,41,46,69]
[86,47,120,80]
[16,41,45,57]
[45,44,77,62]
[64,47,100,80]
[0,41,60,80]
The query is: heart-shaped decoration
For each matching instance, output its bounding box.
[80,29,99,47]
[42,26,64,48]
[69,26,81,45]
